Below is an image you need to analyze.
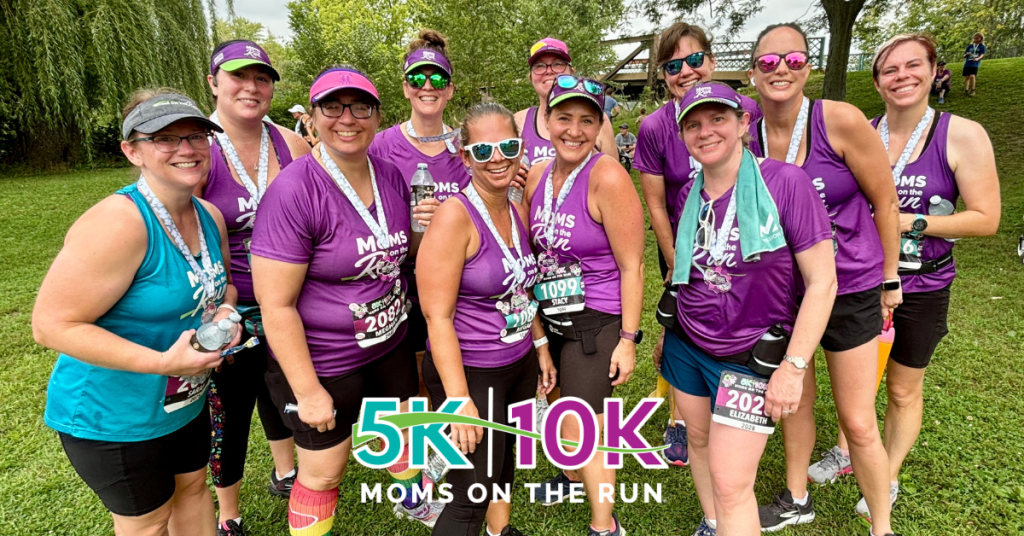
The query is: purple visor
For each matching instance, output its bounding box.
[676,82,742,123]
[309,68,381,105]
[548,75,605,112]
[210,41,280,81]
[404,48,452,77]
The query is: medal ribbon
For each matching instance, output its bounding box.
[542,152,594,249]
[761,96,809,164]
[406,121,459,153]
[706,192,738,264]
[211,120,270,203]
[879,107,934,184]
[464,182,527,293]
[319,145,391,249]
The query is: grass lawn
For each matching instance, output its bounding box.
[3,60,1024,535]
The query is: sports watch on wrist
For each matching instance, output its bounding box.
[882,279,901,291]
[784,354,808,370]
[620,329,643,344]
[910,213,928,236]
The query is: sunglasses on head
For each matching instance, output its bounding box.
[753,51,810,74]
[664,51,706,75]
[464,138,523,163]
[555,75,604,96]
[406,71,451,90]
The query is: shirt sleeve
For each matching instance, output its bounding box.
[634,113,664,175]
[774,164,833,254]
[250,164,317,264]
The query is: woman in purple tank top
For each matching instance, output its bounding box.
[523,76,645,536]
[810,33,1001,521]
[416,103,547,536]
[194,39,311,535]
[749,23,902,536]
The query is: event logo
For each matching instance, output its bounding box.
[244,45,263,60]
[695,86,713,98]
[423,51,436,61]
[351,397,668,471]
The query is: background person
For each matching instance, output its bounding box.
[615,124,636,159]
[635,107,647,127]
[603,85,620,120]
[963,33,986,96]
[932,61,951,104]
[198,39,312,536]
[34,89,235,536]
[289,104,314,145]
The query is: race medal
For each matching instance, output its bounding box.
[899,235,923,271]
[351,281,408,348]
[375,252,401,283]
[535,261,585,315]
[163,371,212,413]
[711,371,775,435]
[703,265,732,294]
[498,284,538,343]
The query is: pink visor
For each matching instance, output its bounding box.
[309,69,381,105]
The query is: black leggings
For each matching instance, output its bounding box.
[423,348,538,536]
[208,337,292,488]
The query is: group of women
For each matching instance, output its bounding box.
[31,18,1000,536]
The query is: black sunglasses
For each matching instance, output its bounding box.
[664,52,707,75]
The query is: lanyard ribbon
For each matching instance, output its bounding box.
[212,120,270,203]
[464,183,527,294]
[542,152,594,249]
[761,96,810,164]
[879,107,934,183]
[406,121,459,153]
[319,145,391,249]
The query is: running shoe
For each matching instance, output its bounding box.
[970,90,977,96]
[393,498,444,528]
[532,471,579,505]
[587,513,626,536]
[855,482,898,523]
[268,467,296,498]
[693,517,716,536]
[758,489,816,532]
[217,519,246,536]
[938,96,945,104]
[499,526,526,536]
[808,446,853,484]
[536,394,550,432]
[661,421,689,467]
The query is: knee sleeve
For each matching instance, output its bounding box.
[289,481,337,536]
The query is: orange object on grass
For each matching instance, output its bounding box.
[876,317,895,387]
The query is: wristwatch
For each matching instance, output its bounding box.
[620,329,644,344]
[882,279,901,291]
[784,355,809,370]
[910,214,928,237]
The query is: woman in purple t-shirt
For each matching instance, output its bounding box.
[416,102,548,536]
[809,33,1000,521]
[249,66,440,535]
[749,23,902,536]
[195,39,311,534]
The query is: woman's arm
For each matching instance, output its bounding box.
[640,172,675,281]
[592,157,645,386]
[514,202,556,393]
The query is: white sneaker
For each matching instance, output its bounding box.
[808,446,852,484]
[855,482,898,523]
[393,498,444,528]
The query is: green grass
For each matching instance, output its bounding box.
[3,60,1024,534]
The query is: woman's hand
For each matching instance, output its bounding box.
[881,287,903,320]
[513,161,529,191]
[413,197,442,230]
[764,361,805,422]
[158,330,224,377]
[450,399,484,454]
[653,327,665,372]
[296,385,336,433]
[537,345,557,395]
[609,339,636,386]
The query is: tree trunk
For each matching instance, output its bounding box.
[821,0,867,101]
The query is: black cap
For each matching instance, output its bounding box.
[122,93,222,140]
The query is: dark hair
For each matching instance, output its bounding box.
[639,107,647,114]
[655,22,713,70]
[751,23,809,66]
[310,64,379,118]
[459,102,519,148]
[871,33,938,82]
[122,87,183,139]
[404,28,449,62]
[677,81,751,149]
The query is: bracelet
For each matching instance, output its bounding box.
[218,303,238,314]
[533,336,549,349]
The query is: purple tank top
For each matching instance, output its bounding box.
[529,155,621,315]
[523,107,557,165]
[753,101,884,295]
[203,122,294,302]
[368,124,471,202]
[871,112,958,293]
[429,195,539,368]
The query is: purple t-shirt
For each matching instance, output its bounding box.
[752,100,885,295]
[676,159,833,356]
[202,122,294,302]
[522,107,557,166]
[250,153,412,376]
[529,155,622,315]
[427,195,539,368]
[872,112,958,293]
[368,124,471,202]
[635,96,762,232]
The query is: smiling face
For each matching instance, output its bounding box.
[665,36,716,100]
[313,89,380,160]
[680,104,749,169]
[874,40,934,110]
[403,65,453,118]
[545,99,601,163]
[121,119,212,190]
[461,114,520,193]
[209,65,274,123]
[749,27,811,105]
[531,52,574,101]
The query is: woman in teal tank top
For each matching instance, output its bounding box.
[33,89,238,536]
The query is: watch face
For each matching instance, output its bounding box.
[913,218,928,232]
[635,330,644,345]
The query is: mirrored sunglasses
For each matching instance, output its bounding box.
[406,71,451,89]
[664,51,706,75]
[555,74,604,96]
[754,51,810,74]
[464,138,523,163]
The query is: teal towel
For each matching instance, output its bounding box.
[672,149,786,285]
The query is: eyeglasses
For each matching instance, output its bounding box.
[555,75,604,96]
[318,102,376,119]
[406,71,451,90]
[132,132,212,153]
[695,200,714,250]
[531,60,570,75]
[753,51,810,74]
[464,138,523,163]
[664,52,707,75]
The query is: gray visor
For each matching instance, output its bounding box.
[122,94,222,140]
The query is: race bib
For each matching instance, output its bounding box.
[711,371,775,435]
[899,235,923,271]
[351,281,408,348]
[534,261,585,316]
[498,292,538,344]
[163,371,212,413]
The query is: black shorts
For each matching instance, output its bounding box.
[931,82,951,95]
[58,410,211,517]
[818,285,884,353]
[265,338,419,450]
[546,309,622,412]
[407,302,428,353]
[963,65,979,77]
[890,286,950,369]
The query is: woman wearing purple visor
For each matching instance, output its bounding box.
[660,81,836,535]
[523,75,645,536]
[196,39,311,536]
[249,66,440,535]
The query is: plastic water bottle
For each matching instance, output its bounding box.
[509,154,528,203]
[410,163,434,233]
[191,312,241,352]
[928,195,955,216]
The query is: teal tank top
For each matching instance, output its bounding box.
[44,183,228,441]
